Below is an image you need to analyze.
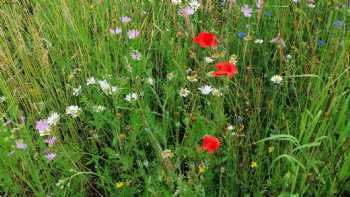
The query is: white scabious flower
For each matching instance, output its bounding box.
[179,88,190,97]
[212,88,223,97]
[167,72,175,80]
[92,105,106,113]
[0,96,6,103]
[198,85,213,95]
[47,112,60,126]
[254,39,264,44]
[271,75,283,84]
[171,0,181,5]
[204,57,214,63]
[98,80,118,95]
[66,105,81,118]
[189,0,200,10]
[125,92,139,102]
[86,77,96,85]
[307,3,316,8]
[146,77,155,86]
[72,86,82,96]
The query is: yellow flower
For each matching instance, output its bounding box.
[250,161,257,169]
[115,181,125,189]
[199,163,206,174]
[229,54,238,64]
[268,146,274,153]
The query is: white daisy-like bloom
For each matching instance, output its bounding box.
[271,75,283,84]
[204,57,214,63]
[72,86,82,96]
[179,88,190,97]
[227,124,234,131]
[307,3,315,8]
[146,77,155,86]
[189,0,200,10]
[92,105,106,113]
[292,0,299,3]
[125,92,139,102]
[0,96,6,103]
[86,77,96,86]
[66,105,82,118]
[212,88,223,97]
[167,72,175,80]
[254,39,264,44]
[98,80,118,95]
[286,54,292,60]
[47,112,60,126]
[171,0,181,5]
[109,27,122,35]
[198,85,213,95]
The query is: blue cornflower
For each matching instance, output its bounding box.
[238,32,247,39]
[265,11,272,17]
[333,20,344,28]
[319,39,325,47]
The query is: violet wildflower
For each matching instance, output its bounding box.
[45,137,57,146]
[127,29,140,39]
[16,140,27,150]
[178,6,195,16]
[36,120,50,136]
[45,151,56,161]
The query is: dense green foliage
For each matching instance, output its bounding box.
[0,0,350,196]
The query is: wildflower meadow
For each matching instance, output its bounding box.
[1,0,350,196]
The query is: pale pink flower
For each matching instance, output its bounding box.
[127,29,140,39]
[120,16,131,23]
[241,5,252,17]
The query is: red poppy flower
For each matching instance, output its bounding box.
[202,135,221,154]
[193,32,218,48]
[212,61,238,78]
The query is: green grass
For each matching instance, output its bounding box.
[0,0,350,196]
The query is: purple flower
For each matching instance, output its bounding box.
[131,51,142,60]
[35,120,50,136]
[45,136,57,146]
[178,6,195,16]
[45,150,56,161]
[127,29,140,39]
[16,140,27,150]
[241,5,252,17]
[120,16,131,23]
[109,27,122,35]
